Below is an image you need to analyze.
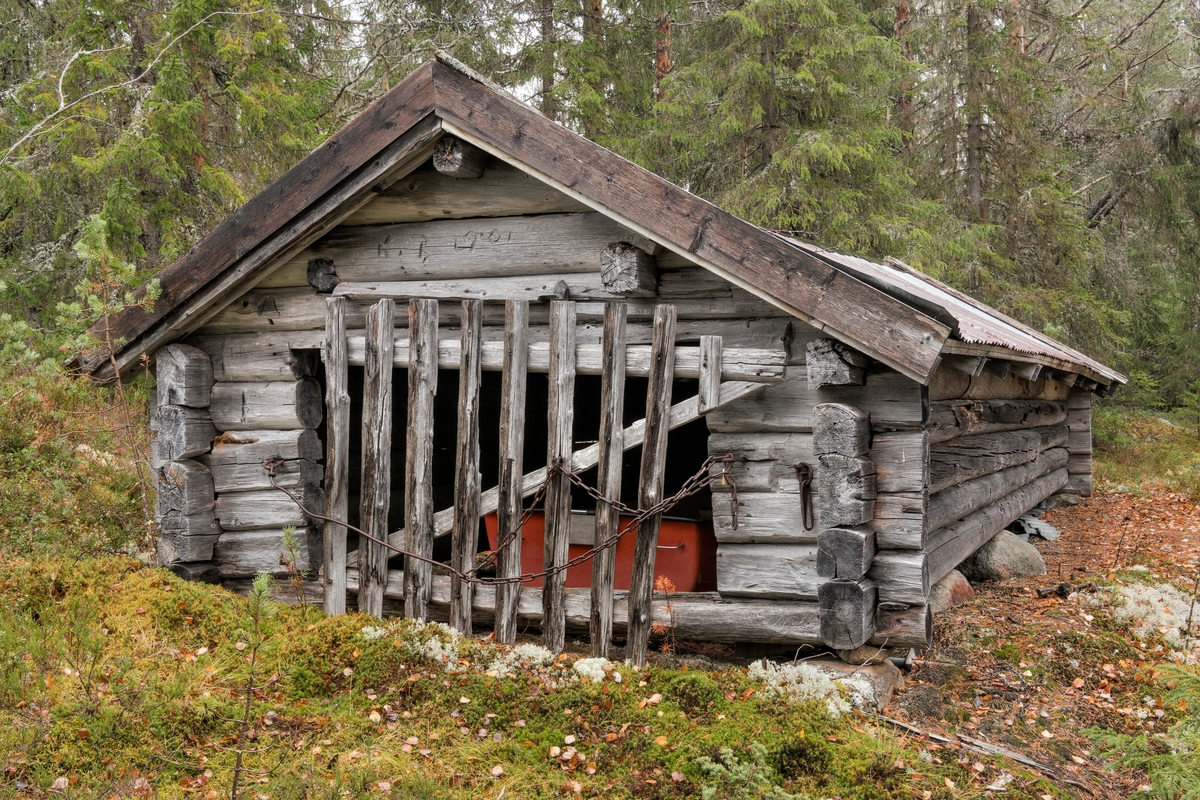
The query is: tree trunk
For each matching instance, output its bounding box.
[894,0,914,140]
[654,14,672,103]
[541,0,557,119]
[965,3,985,217]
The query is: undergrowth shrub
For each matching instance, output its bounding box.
[695,742,801,799]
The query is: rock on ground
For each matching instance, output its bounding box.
[958,530,1047,582]
[929,569,974,613]
[806,657,904,712]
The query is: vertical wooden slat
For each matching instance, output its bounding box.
[322,297,350,616]
[697,335,722,415]
[359,299,395,618]
[404,299,439,621]
[495,299,529,643]
[627,304,677,666]
[450,300,483,634]
[542,301,577,653]
[589,302,628,658]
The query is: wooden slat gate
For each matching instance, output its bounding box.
[321,297,783,665]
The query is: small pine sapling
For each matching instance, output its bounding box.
[1182,381,1200,439]
[278,526,309,610]
[652,575,677,654]
[230,573,275,800]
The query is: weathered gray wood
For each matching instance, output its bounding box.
[929,364,1071,402]
[985,360,1011,380]
[941,354,986,377]
[591,302,627,658]
[169,561,223,583]
[697,335,722,415]
[306,213,626,282]
[1064,391,1093,496]
[206,457,323,494]
[628,304,677,667]
[214,486,322,531]
[323,296,351,616]
[871,431,929,494]
[870,492,927,550]
[339,161,589,226]
[345,336,786,383]
[158,510,221,538]
[600,242,657,297]
[869,602,932,649]
[155,460,215,518]
[450,300,483,635]
[307,258,339,293]
[495,300,530,644]
[819,579,877,650]
[209,378,323,431]
[347,569,824,645]
[542,301,576,653]
[1010,361,1042,382]
[812,403,871,457]
[816,454,876,529]
[708,432,814,494]
[817,527,876,581]
[213,527,313,578]
[716,543,821,600]
[929,425,1069,493]
[404,299,439,622]
[188,332,320,382]
[158,529,222,563]
[360,299,395,618]
[713,492,819,544]
[155,406,217,462]
[335,273,621,303]
[926,468,1069,583]
[867,551,930,605]
[156,344,214,408]
[432,135,487,178]
[708,368,923,433]
[202,429,322,466]
[807,339,869,388]
[927,447,1069,533]
[926,399,1068,444]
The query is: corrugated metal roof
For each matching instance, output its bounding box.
[777,236,1126,386]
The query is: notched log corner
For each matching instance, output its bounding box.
[307,257,340,293]
[432,137,487,179]
[601,242,658,297]
[807,338,870,388]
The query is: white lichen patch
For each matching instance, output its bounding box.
[747,660,852,717]
[489,643,555,677]
[1108,581,1200,662]
[573,657,621,684]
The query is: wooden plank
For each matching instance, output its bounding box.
[156,344,214,408]
[81,91,443,378]
[432,136,486,178]
[928,363,1071,402]
[360,300,395,618]
[346,569,824,645]
[213,487,322,531]
[925,468,1069,584]
[927,448,1069,533]
[819,579,876,650]
[940,339,1115,387]
[869,498,928,550]
[601,243,657,296]
[155,406,216,462]
[867,551,930,605]
[432,63,951,381]
[628,304,677,667]
[542,301,576,653]
[206,457,322,494]
[495,300,529,644]
[340,161,589,226]
[450,300,483,634]
[323,297,351,616]
[202,429,322,466]
[871,431,929,494]
[707,368,924,433]
[209,379,323,431]
[213,527,313,578]
[303,213,628,283]
[334,274,623,303]
[346,337,785,383]
[590,302,627,658]
[716,543,821,600]
[708,432,814,494]
[403,299,439,622]
[713,493,819,544]
[188,332,320,382]
[929,425,1069,494]
[925,399,1068,444]
[697,335,722,415]
[807,339,868,388]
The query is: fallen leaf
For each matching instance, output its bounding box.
[235,642,247,651]
[51,777,68,791]
[491,765,504,777]
[368,711,382,724]
[654,736,668,746]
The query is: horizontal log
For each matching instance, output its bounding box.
[154,406,216,462]
[188,332,320,382]
[929,425,1068,494]
[713,492,817,544]
[817,527,875,581]
[158,510,221,539]
[867,551,930,605]
[871,431,929,494]
[1067,391,1092,411]
[1067,427,1091,453]
[346,570,824,645]
[206,458,324,494]
[199,287,790,336]
[925,468,1069,584]
[209,378,323,431]
[158,530,221,563]
[213,486,323,531]
[868,493,928,550]
[927,447,1069,533]
[432,136,486,178]
[869,602,932,649]
[708,432,814,494]
[926,399,1068,444]
[928,364,1072,402]
[344,337,786,383]
[707,368,923,433]
[338,162,590,226]
[1063,472,1093,496]
[819,579,876,650]
[716,543,821,600]
[202,429,323,466]
[155,344,213,408]
[213,527,313,578]
[334,273,623,303]
[155,460,215,518]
